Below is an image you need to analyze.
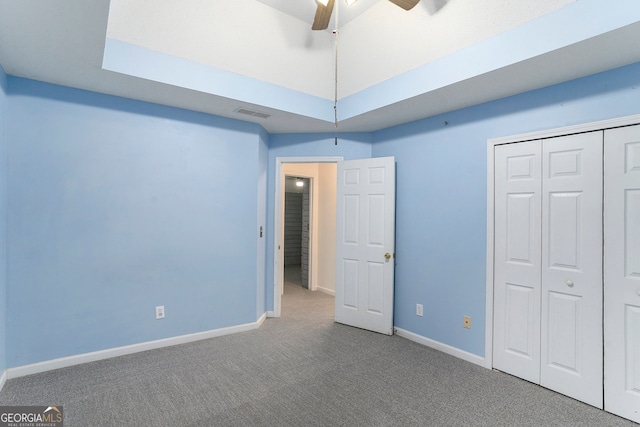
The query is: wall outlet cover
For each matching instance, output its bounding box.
[463,315,471,329]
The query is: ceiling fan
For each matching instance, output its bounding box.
[312,0,420,30]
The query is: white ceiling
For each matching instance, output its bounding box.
[1,0,639,134]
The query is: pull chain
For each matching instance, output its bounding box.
[333,1,339,145]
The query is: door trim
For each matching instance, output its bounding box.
[485,113,640,370]
[273,156,343,318]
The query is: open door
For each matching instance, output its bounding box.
[335,157,396,335]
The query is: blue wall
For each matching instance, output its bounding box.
[256,127,269,318]
[2,59,640,369]
[0,65,7,374]
[372,61,640,357]
[6,78,266,367]
[265,133,372,311]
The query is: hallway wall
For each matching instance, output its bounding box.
[316,163,336,294]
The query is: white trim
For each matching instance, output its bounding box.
[395,327,485,367]
[308,176,316,292]
[267,310,276,318]
[485,113,640,371]
[273,156,343,318]
[489,113,640,146]
[7,314,267,379]
[316,286,335,296]
[0,370,6,391]
[485,138,496,369]
[256,312,267,326]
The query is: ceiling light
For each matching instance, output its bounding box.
[296,180,304,187]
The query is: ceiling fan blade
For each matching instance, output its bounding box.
[312,0,335,30]
[388,0,420,10]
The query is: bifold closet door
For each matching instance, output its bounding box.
[604,124,640,423]
[494,133,603,407]
[540,132,603,408]
[493,140,542,384]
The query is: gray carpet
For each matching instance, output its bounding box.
[0,275,636,426]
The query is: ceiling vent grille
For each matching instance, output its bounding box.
[234,108,271,119]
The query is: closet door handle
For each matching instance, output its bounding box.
[566,280,574,287]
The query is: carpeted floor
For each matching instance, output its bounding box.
[0,273,636,426]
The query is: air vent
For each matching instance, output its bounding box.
[234,108,271,119]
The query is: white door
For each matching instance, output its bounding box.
[493,141,543,383]
[494,133,603,406]
[540,132,603,408]
[604,125,640,423]
[335,157,395,335]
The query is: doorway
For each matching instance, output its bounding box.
[273,157,342,317]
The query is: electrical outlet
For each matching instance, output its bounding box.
[156,305,165,319]
[463,315,471,329]
[416,304,423,317]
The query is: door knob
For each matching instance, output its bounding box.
[384,252,392,260]
[566,280,574,287]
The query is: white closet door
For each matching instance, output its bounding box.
[540,132,603,408]
[493,141,542,383]
[604,125,640,423]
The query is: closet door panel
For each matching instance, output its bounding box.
[541,132,603,408]
[493,141,542,383]
[605,125,640,423]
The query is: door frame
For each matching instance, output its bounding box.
[485,113,640,370]
[273,156,343,317]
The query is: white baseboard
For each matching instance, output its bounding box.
[267,310,276,318]
[0,370,6,392]
[316,286,335,296]
[7,313,267,380]
[395,327,485,367]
